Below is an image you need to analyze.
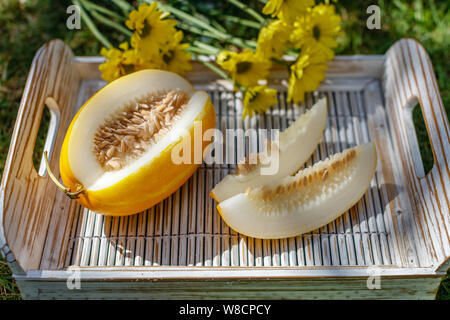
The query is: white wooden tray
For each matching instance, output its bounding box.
[1,39,448,299]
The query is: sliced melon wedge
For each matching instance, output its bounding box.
[210,97,327,203]
[217,142,377,239]
[59,70,215,216]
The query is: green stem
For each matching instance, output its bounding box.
[178,23,227,40]
[90,9,132,36]
[190,8,227,34]
[210,19,228,34]
[197,58,231,81]
[229,37,256,49]
[195,56,244,90]
[222,15,262,29]
[110,0,133,14]
[192,41,221,55]
[178,22,255,50]
[80,0,125,21]
[228,0,265,24]
[74,0,112,48]
[157,2,229,39]
[186,46,215,55]
[158,1,257,50]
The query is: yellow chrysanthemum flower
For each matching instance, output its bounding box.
[99,43,141,82]
[126,2,177,58]
[262,0,315,23]
[158,31,192,75]
[287,46,328,103]
[216,50,232,66]
[99,46,124,82]
[217,49,271,88]
[256,20,293,59]
[291,4,341,60]
[99,43,158,82]
[243,85,278,118]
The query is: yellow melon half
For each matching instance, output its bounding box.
[59,70,215,216]
[217,142,377,239]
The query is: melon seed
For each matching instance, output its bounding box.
[93,90,189,171]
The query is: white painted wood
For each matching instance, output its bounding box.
[383,39,449,269]
[20,266,444,280]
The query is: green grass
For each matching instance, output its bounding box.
[0,256,20,300]
[0,0,448,300]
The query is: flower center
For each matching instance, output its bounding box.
[249,91,259,103]
[121,63,135,75]
[141,20,152,38]
[163,50,174,64]
[236,61,252,74]
[312,25,321,40]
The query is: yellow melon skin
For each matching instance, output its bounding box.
[59,94,215,216]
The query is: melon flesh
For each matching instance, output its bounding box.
[217,142,377,239]
[211,97,327,203]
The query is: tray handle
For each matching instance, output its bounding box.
[384,39,449,270]
[0,40,80,271]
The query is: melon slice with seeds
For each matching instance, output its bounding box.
[210,97,327,203]
[57,70,215,216]
[217,142,377,239]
